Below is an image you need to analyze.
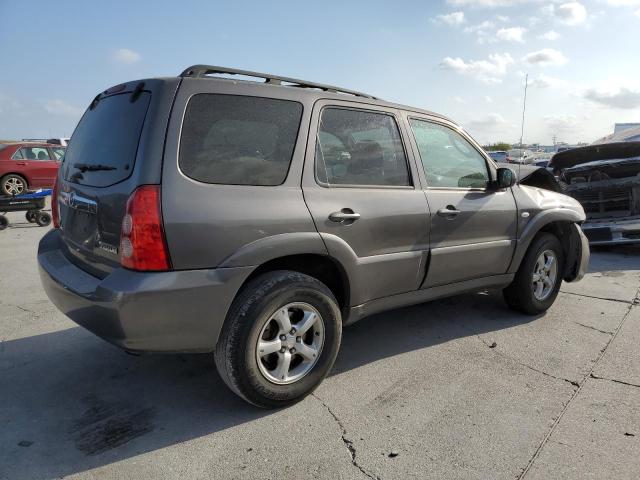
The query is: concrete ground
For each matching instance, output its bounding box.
[1,209,639,480]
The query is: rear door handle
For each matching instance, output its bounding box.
[436,205,461,218]
[329,209,361,223]
[16,162,26,166]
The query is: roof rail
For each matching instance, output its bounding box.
[179,64,377,99]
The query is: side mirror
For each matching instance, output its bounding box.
[496,167,516,189]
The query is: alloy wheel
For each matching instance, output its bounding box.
[256,302,325,385]
[532,249,558,301]
[5,177,25,195]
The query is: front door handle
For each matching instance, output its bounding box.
[15,162,27,166]
[436,205,461,218]
[329,209,361,223]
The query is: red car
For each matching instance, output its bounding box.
[0,143,64,195]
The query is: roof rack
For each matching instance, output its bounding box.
[179,64,377,99]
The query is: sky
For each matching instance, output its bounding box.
[0,0,638,145]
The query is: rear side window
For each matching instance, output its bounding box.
[15,147,51,160]
[179,94,303,186]
[315,108,410,187]
[63,92,151,187]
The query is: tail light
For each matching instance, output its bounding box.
[51,175,60,228]
[120,185,171,271]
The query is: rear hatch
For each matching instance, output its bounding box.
[57,79,179,277]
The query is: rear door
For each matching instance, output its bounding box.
[406,115,517,288]
[302,100,430,306]
[56,79,178,276]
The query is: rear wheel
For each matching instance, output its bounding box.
[26,211,37,223]
[1,174,27,196]
[503,233,564,315]
[215,270,342,408]
[36,212,51,227]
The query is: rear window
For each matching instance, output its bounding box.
[63,92,151,187]
[179,94,303,186]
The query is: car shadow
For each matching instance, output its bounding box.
[586,244,640,273]
[0,290,540,479]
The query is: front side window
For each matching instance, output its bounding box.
[179,94,303,186]
[51,147,65,160]
[409,119,489,189]
[316,108,410,187]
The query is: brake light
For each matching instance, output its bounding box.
[52,175,60,228]
[120,185,171,271]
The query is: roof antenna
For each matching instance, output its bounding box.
[518,73,528,184]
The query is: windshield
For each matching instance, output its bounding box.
[63,92,151,187]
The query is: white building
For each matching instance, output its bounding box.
[593,123,640,144]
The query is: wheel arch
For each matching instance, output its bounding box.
[508,208,584,278]
[1,172,30,186]
[238,253,351,310]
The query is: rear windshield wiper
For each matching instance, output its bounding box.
[72,162,117,173]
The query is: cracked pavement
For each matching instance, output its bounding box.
[1,211,640,479]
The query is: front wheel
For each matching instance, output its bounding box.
[503,233,564,315]
[214,270,342,408]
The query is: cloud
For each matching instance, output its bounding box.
[522,48,568,66]
[440,53,514,84]
[112,48,141,65]
[464,20,495,33]
[604,0,640,5]
[636,8,640,15]
[0,93,21,114]
[447,0,536,6]
[529,74,569,88]
[538,30,560,40]
[545,114,580,134]
[466,113,508,131]
[484,95,493,103]
[552,2,588,25]
[496,15,510,21]
[435,11,466,25]
[583,86,640,109]
[44,99,83,116]
[496,26,526,42]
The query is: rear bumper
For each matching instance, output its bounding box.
[37,229,253,353]
[582,217,640,245]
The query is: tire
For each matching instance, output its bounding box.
[0,215,7,230]
[503,233,564,315]
[1,174,27,196]
[215,270,342,408]
[26,211,37,223]
[36,212,51,227]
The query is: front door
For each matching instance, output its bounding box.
[302,102,430,306]
[406,117,518,288]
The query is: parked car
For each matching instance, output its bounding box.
[487,150,507,162]
[549,142,640,245]
[38,65,589,408]
[507,149,534,164]
[0,143,63,195]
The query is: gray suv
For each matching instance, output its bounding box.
[38,65,589,408]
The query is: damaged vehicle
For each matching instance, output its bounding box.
[548,142,640,245]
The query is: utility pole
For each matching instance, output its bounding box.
[519,74,528,148]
